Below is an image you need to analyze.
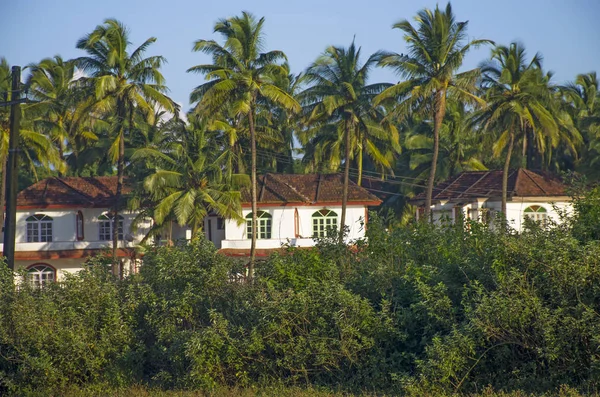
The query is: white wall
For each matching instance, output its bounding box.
[203,216,226,248]
[6,207,151,253]
[15,258,85,282]
[221,205,367,250]
[429,198,572,232]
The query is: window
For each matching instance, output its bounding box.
[98,214,123,241]
[26,214,53,242]
[524,205,548,224]
[246,211,272,239]
[312,209,338,238]
[27,264,55,287]
[76,211,84,241]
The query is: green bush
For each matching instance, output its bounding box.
[1,191,600,395]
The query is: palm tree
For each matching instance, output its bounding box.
[562,73,600,178]
[399,101,486,183]
[75,19,176,268]
[300,40,398,242]
[188,11,300,278]
[133,114,243,239]
[26,56,97,167]
[473,43,559,217]
[0,59,64,239]
[376,3,490,219]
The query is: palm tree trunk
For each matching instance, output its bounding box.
[340,119,351,244]
[0,158,6,242]
[357,137,363,187]
[502,132,515,221]
[521,131,528,168]
[248,107,257,282]
[112,101,126,277]
[425,89,447,221]
[112,131,124,277]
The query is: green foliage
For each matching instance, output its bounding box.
[0,259,136,395]
[3,203,600,395]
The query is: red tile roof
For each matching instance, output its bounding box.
[241,173,382,205]
[17,176,131,208]
[16,174,381,209]
[413,169,568,203]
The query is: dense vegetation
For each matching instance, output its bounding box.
[1,188,599,396]
[2,3,600,395]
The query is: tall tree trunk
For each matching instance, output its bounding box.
[112,101,126,277]
[521,130,528,169]
[502,132,515,221]
[357,137,363,187]
[340,119,351,244]
[0,158,6,242]
[248,107,257,282]
[425,89,447,221]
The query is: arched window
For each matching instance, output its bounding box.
[27,264,55,287]
[98,213,124,241]
[76,211,85,241]
[524,205,548,224]
[246,211,272,239]
[312,209,338,238]
[26,214,53,242]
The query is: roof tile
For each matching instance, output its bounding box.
[17,176,131,208]
[413,169,567,202]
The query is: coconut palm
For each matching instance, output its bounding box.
[562,73,600,178]
[188,11,300,277]
[0,59,64,238]
[376,3,491,219]
[473,43,559,217]
[133,114,243,239]
[26,56,97,166]
[400,101,486,183]
[300,40,398,242]
[75,19,177,267]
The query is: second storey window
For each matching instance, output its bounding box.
[26,214,53,242]
[312,209,338,238]
[98,214,124,241]
[524,205,548,225]
[246,211,272,239]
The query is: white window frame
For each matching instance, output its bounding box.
[26,214,53,242]
[98,213,124,241]
[312,209,338,238]
[246,211,272,239]
[27,264,55,287]
[524,205,548,225]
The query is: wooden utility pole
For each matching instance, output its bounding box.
[3,66,22,270]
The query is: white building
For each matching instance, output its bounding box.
[412,169,572,231]
[3,174,381,283]
[209,173,381,256]
[0,177,159,284]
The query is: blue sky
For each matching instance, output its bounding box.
[2,0,599,112]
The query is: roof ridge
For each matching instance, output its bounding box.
[520,169,548,195]
[315,173,323,203]
[457,171,490,199]
[53,177,97,204]
[270,173,312,202]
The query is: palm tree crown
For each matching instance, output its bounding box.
[188,11,300,278]
[376,3,491,219]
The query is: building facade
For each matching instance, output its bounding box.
[412,169,572,231]
[3,174,381,282]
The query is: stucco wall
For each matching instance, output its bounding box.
[428,197,572,232]
[221,205,367,250]
[12,208,150,249]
